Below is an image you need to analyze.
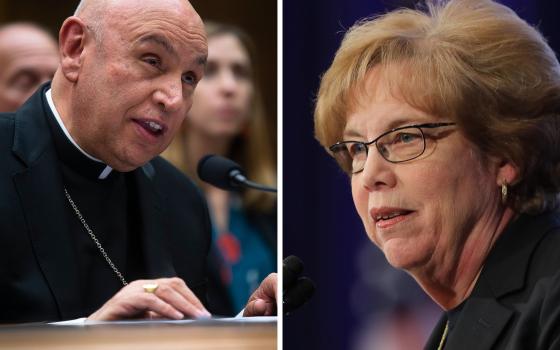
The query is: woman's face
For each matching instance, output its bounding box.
[187,33,253,139]
[348,68,502,273]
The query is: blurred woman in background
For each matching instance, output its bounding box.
[163,21,276,316]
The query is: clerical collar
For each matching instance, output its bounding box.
[45,89,113,180]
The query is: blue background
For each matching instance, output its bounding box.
[283,1,560,349]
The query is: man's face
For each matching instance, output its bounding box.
[0,26,59,112]
[71,0,207,171]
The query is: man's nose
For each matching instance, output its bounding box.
[153,79,183,113]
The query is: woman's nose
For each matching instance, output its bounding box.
[218,70,238,95]
[360,148,397,192]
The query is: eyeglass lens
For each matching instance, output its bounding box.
[338,127,426,173]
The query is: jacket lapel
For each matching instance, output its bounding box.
[445,298,513,350]
[428,213,560,349]
[11,86,83,320]
[425,315,447,350]
[133,162,177,279]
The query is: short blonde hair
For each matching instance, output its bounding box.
[315,0,560,214]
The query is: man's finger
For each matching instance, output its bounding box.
[258,273,278,301]
[136,293,185,320]
[154,282,209,318]
[160,277,210,316]
[88,292,184,321]
[243,299,267,317]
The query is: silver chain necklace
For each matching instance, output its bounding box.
[63,188,128,286]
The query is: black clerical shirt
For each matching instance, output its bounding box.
[45,95,145,316]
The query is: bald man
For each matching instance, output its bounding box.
[0,0,276,323]
[0,23,59,112]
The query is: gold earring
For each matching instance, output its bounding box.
[501,182,508,204]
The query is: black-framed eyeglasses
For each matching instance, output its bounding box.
[329,122,456,174]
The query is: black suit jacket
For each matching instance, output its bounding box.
[425,213,560,350]
[0,86,212,323]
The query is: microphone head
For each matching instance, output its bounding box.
[283,255,304,291]
[283,276,316,314]
[197,154,244,191]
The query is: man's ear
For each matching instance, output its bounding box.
[58,16,89,83]
[496,160,519,186]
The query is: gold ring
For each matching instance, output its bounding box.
[142,283,159,293]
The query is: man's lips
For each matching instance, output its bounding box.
[132,118,168,138]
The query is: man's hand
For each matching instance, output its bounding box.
[88,277,211,321]
[243,273,277,317]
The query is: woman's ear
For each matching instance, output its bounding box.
[58,16,89,83]
[496,160,519,186]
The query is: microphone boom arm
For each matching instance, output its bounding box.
[230,170,277,193]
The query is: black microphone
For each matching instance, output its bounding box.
[283,277,315,315]
[197,155,277,193]
[283,255,304,292]
[283,255,315,315]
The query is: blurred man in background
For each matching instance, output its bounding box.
[0,22,59,112]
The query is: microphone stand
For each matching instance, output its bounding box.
[230,170,277,193]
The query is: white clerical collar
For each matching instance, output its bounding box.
[45,89,113,180]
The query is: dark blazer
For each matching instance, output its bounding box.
[0,86,212,323]
[425,213,560,350]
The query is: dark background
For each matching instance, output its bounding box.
[0,0,277,154]
[283,0,560,349]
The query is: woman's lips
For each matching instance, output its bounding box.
[215,106,241,119]
[375,212,413,229]
[370,207,415,229]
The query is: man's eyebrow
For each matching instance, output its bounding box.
[197,55,207,66]
[138,34,207,68]
[138,34,177,57]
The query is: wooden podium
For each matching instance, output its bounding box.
[0,318,277,349]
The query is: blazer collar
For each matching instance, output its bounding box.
[12,84,84,319]
[12,83,53,167]
[442,298,513,350]
[425,301,513,350]
[425,213,560,350]
[474,212,560,299]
